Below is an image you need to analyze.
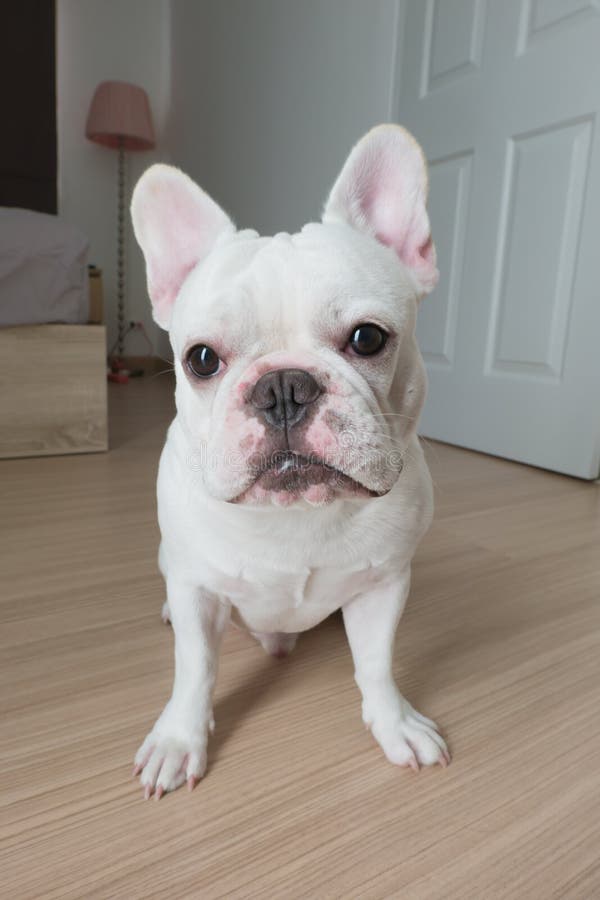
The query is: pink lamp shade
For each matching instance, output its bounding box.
[86,81,155,151]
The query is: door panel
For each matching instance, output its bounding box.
[419,151,472,368]
[518,0,600,55]
[487,117,592,381]
[422,0,487,95]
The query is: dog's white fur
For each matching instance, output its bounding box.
[131,124,449,798]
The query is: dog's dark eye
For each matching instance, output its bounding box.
[187,344,221,378]
[348,324,387,357]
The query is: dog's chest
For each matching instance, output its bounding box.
[204,558,386,634]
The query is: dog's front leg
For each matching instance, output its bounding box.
[134,581,230,798]
[343,569,449,771]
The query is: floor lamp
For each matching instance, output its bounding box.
[86,81,155,363]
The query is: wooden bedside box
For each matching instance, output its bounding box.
[0,324,108,458]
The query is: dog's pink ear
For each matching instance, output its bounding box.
[131,164,235,329]
[322,124,438,294]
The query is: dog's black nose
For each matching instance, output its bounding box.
[250,369,321,430]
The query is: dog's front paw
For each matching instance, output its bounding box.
[368,703,450,771]
[133,727,208,799]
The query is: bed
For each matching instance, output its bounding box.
[0,208,108,458]
[0,207,90,326]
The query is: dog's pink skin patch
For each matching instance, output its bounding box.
[235,379,253,402]
[325,379,351,398]
[242,483,269,504]
[305,417,338,458]
[239,433,258,454]
[273,491,296,507]
[304,484,332,505]
[224,408,265,441]
[220,410,266,470]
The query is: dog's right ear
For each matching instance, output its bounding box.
[131,165,235,329]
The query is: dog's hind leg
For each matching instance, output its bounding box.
[158,543,171,624]
[252,631,298,659]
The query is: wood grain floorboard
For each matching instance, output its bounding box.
[1,377,599,899]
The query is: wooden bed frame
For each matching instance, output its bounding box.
[0,324,108,459]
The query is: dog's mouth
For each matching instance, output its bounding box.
[233,451,378,503]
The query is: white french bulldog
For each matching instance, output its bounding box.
[130,124,449,799]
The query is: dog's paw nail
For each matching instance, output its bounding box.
[376,705,448,771]
[135,731,207,798]
[440,749,451,767]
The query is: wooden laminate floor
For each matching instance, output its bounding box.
[1,376,599,899]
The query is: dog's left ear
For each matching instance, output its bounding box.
[322,124,438,294]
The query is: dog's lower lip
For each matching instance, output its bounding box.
[257,452,336,482]
[261,452,331,475]
[233,452,378,500]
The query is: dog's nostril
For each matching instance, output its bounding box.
[290,376,320,406]
[250,381,277,410]
[250,369,321,429]
[258,386,277,410]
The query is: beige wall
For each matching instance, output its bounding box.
[168,0,404,234]
[57,0,171,359]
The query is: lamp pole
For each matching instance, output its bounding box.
[85,81,155,363]
[116,135,126,358]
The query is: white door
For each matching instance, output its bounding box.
[394,0,600,478]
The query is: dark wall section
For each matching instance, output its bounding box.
[0,1,57,214]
